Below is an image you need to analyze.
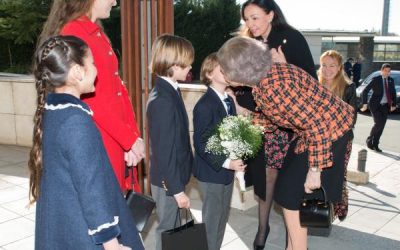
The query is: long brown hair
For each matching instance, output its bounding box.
[37,0,94,47]
[29,35,88,204]
[318,50,351,99]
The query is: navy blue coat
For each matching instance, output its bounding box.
[147,77,193,196]
[193,87,236,185]
[35,93,143,249]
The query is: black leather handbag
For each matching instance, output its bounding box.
[299,187,333,228]
[125,166,156,232]
[126,189,156,232]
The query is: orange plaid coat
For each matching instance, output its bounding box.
[253,63,354,170]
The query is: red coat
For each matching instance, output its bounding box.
[61,16,141,192]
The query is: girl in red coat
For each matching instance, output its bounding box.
[38,0,144,193]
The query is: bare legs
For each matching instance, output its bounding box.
[253,168,278,248]
[282,209,307,250]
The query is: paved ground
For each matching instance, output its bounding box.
[0,143,399,250]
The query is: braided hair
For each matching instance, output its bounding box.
[28,35,88,204]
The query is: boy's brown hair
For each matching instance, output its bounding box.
[200,52,219,85]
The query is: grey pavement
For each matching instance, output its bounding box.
[0,143,399,250]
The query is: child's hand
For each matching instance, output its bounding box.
[174,192,191,208]
[229,159,246,172]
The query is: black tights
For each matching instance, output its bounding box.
[254,168,279,246]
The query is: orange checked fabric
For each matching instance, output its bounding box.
[252,63,354,170]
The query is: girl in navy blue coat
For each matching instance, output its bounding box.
[28,36,144,250]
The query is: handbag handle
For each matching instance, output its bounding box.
[173,208,193,229]
[303,186,328,203]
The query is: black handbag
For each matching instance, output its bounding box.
[126,189,155,232]
[125,166,156,232]
[161,208,209,250]
[299,187,333,228]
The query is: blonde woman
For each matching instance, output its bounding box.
[318,50,357,221]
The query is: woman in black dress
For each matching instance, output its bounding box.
[234,1,317,249]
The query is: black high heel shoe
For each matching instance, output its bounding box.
[253,226,270,250]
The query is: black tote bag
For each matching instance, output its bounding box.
[161,208,208,250]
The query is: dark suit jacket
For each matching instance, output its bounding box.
[147,77,193,196]
[193,87,236,185]
[362,75,396,112]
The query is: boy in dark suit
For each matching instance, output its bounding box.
[193,53,246,250]
[147,34,194,250]
[361,63,397,152]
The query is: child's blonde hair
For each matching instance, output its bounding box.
[200,52,219,85]
[149,34,194,77]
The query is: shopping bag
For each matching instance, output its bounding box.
[161,208,208,250]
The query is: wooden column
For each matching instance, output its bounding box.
[121,0,174,194]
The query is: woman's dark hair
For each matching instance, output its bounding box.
[241,0,293,31]
[28,35,88,204]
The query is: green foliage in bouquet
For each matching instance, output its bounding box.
[205,115,264,160]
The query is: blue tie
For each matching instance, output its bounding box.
[224,97,233,115]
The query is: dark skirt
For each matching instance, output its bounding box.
[274,130,352,210]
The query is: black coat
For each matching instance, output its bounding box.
[192,87,236,184]
[344,83,358,127]
[147,77,193,196]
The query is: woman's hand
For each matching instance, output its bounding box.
[131,138,145,160]
[270,46,287,63]
[304,169,321,194]
[226,88,252,116]
[124,150,139,167]
[360,104,368,112]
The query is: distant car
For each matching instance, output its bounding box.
[355,70,400,111]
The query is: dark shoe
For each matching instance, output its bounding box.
[374,146,383,153]
[366,138,374,149]
[338,214,347,221]
[253,244,265,250]
[253,226,269,250]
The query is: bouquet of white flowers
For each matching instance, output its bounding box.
[205,115,264,192]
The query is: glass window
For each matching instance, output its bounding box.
[373,51,385,61]
[385,52,400,61]
[373,43,400,62]
[374,44,386,51]
[385,44,399,51]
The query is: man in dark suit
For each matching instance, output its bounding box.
[193,53,246,250]
[146,34,194,250]
[344,57,354,80]
[352,58,362,87]
[361,63,397,152]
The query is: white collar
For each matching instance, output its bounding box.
[160,76,179,90]
[210,86,228,101]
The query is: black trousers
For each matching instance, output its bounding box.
[369,104,389,146]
